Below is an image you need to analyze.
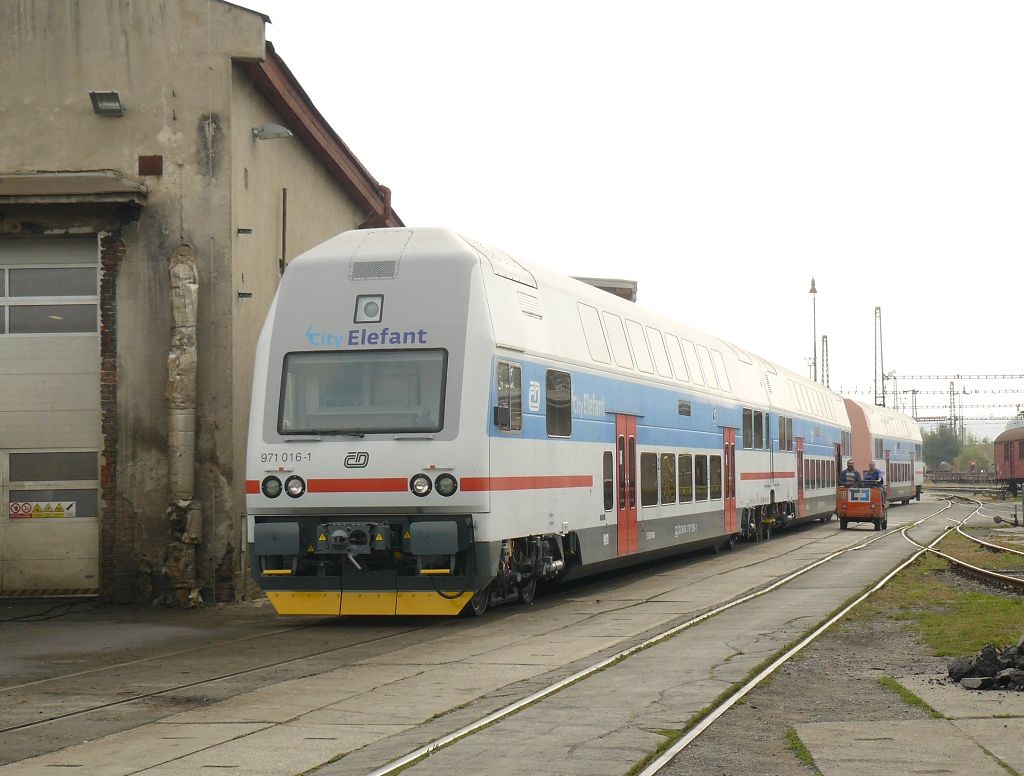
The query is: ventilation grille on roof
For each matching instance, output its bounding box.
[463,237,537,288]
[350,259,398,280]
[517,291,543,320]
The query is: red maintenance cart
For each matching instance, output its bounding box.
[836,485,888,531]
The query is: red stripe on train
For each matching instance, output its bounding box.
[460,475,593,492]
[309,478,409,493]
[739,471,797,480]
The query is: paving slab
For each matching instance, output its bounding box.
[0,722,269,775]
[138,722,398,775]
[954,718,1024,772]
[896,675,1024,719]
[795,719,1008,775]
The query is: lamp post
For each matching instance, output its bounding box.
[809,277,818,383]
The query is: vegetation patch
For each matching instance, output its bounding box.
[785,726,820,771]
[850,554,1024,655]
[876,676,943,718]
[936,530,1024,573]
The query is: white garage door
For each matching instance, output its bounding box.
[0,236,101,595]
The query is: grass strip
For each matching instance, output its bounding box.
[625,729,684,776]
[876,676,943,718]
[785,726,821,772]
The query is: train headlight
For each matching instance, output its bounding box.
[261,476,283,498]
[410,473,432,497]
[435,474,458,497]
[284,476,306,498]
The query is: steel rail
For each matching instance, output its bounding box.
[635,499,961,776]
[367,502,956,776]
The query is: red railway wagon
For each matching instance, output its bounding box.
[994,426,1024,496]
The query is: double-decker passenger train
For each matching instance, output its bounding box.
[245,228,922,616]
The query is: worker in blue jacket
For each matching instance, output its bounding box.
[863,460,884,487]
[838,459,863,487]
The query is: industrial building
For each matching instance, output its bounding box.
[0,0,400,602]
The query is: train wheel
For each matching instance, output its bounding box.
[465,587,490,617]
[840,519,848,530]
[517,576,538,605]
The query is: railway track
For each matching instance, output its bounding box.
[363,501,962,776]
[915,497,1024,591]
[2,501,983,776]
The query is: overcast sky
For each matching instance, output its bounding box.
[246,1,1023,435]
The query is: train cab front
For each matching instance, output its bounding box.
[244,228,495,616]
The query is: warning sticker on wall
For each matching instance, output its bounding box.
[8,502,77,519]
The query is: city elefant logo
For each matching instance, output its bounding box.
[305,324,428,349]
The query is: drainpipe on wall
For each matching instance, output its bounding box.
[165,244,202,607]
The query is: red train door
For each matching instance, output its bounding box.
[615,414,638,555]
[723,428,737,532]
[796,438,805,517]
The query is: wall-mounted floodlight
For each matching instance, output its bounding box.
[89,91,125,117]
[251,123,294,140]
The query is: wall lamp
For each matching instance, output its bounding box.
[89,90,125,117]
[252,123,294,140]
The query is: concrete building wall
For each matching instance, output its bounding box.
[0,0,394,603]
[225,68,366,595]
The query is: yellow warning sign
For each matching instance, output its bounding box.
[306,544,315,554]
[374,533,384,542]
[318,533,327,542]
[403,531,412,540]
[13,502,77,519]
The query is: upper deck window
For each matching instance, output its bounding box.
[279,349,446,435]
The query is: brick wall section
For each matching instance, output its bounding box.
[99,234,131,601]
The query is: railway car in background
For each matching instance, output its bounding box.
[994,425,1024,496]
[245,228,857,617]
[843,399,923,504]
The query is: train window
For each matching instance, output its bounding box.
[495,361,522,432]
[678,454,693,502]
[647,327,674,378]
[664,333,691,382]
[786,418,794,452]
[660,453,676,503]
[711,350,731,391]
[577,303,611,364]
[874,439,883,459]
[602,312,634,369]
[753,411,764,449]
[678,400,692,416]
[804,459,811,488]
[696,345,719,389]
[603,451,613,511]
[764,413,770,450]
[625,320,655,374]
[640,452,658,507]
[1007,445,1012,462]
[778,416,787,452]
[278,349,446,435]
[742,409,753,449]
[710,455,722,499]
[1019,441,1024,458]
[680,339,704,385]
[546,370,572,437]
[694,455,708,501]
[618,437,626,509]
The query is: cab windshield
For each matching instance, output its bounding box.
[279,349,446,435]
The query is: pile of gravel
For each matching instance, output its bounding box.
[948,635,1024,690]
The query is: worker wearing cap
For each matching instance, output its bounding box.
[838,459,862,486]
